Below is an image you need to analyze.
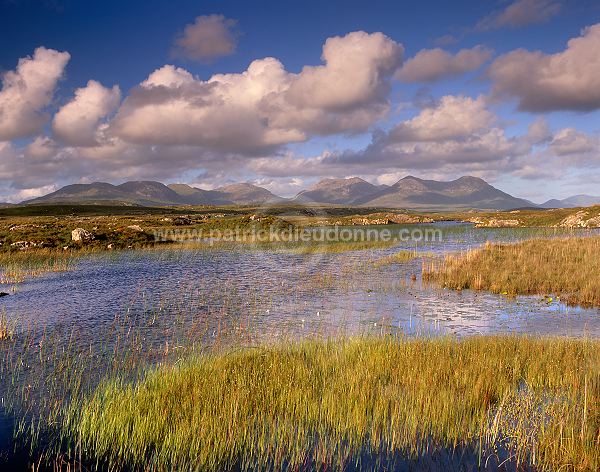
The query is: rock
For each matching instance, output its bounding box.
[71,228,94,243]
[467,217,520,228]
[173,216,192,225]
[558,210,600,228]
[10,241,44,250]
[127,225,144,232]
[477,218,521,228]
[107,243,114,250]
[351,213,434,225]
[587,215,600,227]
[9,224,42,231]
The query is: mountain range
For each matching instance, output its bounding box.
[21,176,546,210]
[540,195,600,209]
[25,182,284,207]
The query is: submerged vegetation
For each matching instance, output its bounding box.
[60,336,600,471]
[424,236,600,307]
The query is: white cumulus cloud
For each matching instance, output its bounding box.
[477,0,561,31]
[489,23,600,111]
[390,95,496,142]
[172,14,238,61]
[52,80,121,146]
[111,31,403,152]
[0,47,70,141]
[396,46,492,83]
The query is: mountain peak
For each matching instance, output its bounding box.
[214,182,284,204]
[540,194,600,208]
[398,175,422,181]
[367,175,531,210]
[310,177,370,190]
[454,175,486,183]
[296,177,379,204]
[23,176,533,210]
[216,182,263,192]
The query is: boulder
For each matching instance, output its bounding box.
[71,228,94,243]
[557,210,600,228]
[10,241,44,250]
[477,218,521,228]
[173,216,193,225]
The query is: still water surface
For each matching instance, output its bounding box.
[2,223,598,343]
[0,223,599,466]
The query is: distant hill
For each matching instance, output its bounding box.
[25,181,184,206]
[294,176,534,210]
[213,183,286,205]
[25,181,286,206]
[23,176,538,210]
[294,177,384,205]
[166,184,233,205]
[540,195,600,209]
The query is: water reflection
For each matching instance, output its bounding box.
[1,223,598,466]
[1,223,597,346]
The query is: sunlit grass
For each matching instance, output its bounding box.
[0,249,82,284]
[277,239,396,254]
[175,238,397,253]
[374,249,438,266]
[63,336,600,471]
[0,312,14,340]
[423,236,600,307]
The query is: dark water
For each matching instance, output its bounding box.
[0,223,598,468]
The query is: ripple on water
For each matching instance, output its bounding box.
[0,223,598,346]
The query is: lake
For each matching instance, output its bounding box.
[1,222,599,466]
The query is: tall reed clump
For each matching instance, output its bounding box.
[0,249,80,284]
[423,236,600,307]
[374,250,438,266]
[63,336,600,471]
[0,312,14,340]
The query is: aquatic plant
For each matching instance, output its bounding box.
[60,336,599,471]
[0,249,82,284]
[0,312,14,340]
[423,236,600,307]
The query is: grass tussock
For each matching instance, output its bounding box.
[0,249,81,284]
[374,249,437,266]
[423,236,600,307]
[279,239,396,254]
[65,336,600,471]
[197,238,397,254]
[0,312,14,340]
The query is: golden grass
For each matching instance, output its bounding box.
[0,312,14,340]
[280,239,396,254]
[65,336,600,471]
[0,249,80,284]
[183,238,397,254]
[374,249,438,266]
[423,236,600,307]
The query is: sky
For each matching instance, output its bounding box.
[1,0,600,203]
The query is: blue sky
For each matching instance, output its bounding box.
[1,0,600,202]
